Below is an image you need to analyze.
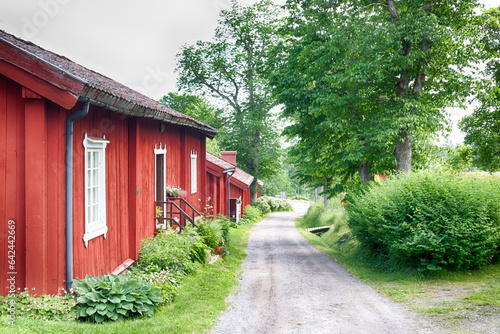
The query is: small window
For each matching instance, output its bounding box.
[83,134,109,247]
[190,150,197,194]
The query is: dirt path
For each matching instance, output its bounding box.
[211,202,442,334]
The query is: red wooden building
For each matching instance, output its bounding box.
[206,152,256,219]
[0,30,216,296]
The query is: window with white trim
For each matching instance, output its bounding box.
[83,134,109,247]
[190,150,197,194]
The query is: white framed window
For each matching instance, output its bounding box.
[190,150,197,194]
[83,134,109,247]
[154,143,167,202]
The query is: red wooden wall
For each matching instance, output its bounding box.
[72,104,131,281]
[206,171,227,218]
[0,76,26,295]
[0,73,211,295]
[128,119,208,258]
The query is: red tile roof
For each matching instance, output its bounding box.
[207,152,234,170]
[0,30,217,137]
[206,152,254,188]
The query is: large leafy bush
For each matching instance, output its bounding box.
[347,172,500,272]
[73,274,162,322]
[138,231,197,274]
[253,197,271,215]
[196,221,223,249]
[242,205,262,223]
[253,196,293,215]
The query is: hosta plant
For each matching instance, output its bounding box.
[73,274,162,323]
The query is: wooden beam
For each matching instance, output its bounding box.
[0,59,79,109]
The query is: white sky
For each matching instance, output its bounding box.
[0,0,497,144]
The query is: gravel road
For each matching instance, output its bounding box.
[211,201,441,334]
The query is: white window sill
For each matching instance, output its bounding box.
[83,225,108,247]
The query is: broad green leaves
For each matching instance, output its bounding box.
[73,274,163,322]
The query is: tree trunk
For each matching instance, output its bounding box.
[357,162,374,182]
[394,132,412,173]
[323,184,329,209]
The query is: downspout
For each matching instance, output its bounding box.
[65,98,90,293]
[223,168,236,219]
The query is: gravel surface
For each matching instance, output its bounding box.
[211,202,442,334]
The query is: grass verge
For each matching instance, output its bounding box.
[0,221,256,334]
[296,200,500,334]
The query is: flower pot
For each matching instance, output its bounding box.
[215,246,223,256]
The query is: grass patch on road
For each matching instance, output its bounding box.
[0,221,256,334]
[296,200,500,333]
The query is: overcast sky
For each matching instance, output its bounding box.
[1,0,498,144]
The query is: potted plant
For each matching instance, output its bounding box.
[215,237,228,258]
[154,205,164,235]
[153,227,165,236]
[165,185,187,199]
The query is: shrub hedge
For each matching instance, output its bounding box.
[138,231,197,275]
[253,196,293,215]
[347,172,500,272]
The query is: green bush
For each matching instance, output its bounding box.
[196,221,223,249]
[215,214,232,246]
[274,199,293,212]
[242,205,262,223]
[347,171,500,272]
[127,268,179,305]
[253,197,271,215]
[73,274,162,322]
[138,231,197,274]
[253,196,293,214]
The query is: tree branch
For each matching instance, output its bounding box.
[351,3,388,16]
[191,69,242,113]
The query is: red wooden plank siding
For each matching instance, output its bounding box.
[46,103,67,293]
[71,105,130,281]
[0,75,6,295]
[128,118,139,259]
[4,78,27,293]
[24,95,48,293]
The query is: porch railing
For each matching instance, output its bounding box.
[155,197,201,232]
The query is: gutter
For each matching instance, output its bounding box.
[223,168,236,219]
[65,98,90,293]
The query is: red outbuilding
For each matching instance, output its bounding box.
[0,30,217,296]
[206,152,258,220]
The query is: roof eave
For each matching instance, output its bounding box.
[81,87,218,138]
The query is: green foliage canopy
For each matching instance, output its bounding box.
[270,0,482,192]
[460,6,500,171]
[176,0,283,197]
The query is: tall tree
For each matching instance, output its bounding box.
[176,0,282,201]
[159,92,226,155]
[460,6,500,171]
[271,0,481,190]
